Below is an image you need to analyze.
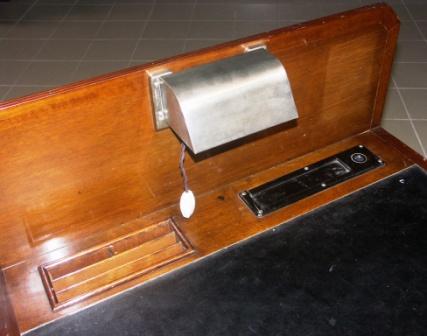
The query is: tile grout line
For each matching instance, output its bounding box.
[385,118,427,121]
[127,0,158,67]
[396,61,427,64]
[401,0,427,42]
[1,59,154,63]
[0,0,39,41]
[0,37,248,42]
[68,3,119,82]
[2,0,41,99]
[392,87,427,90]
[399,0,427,157]
[1,19,304,23]
[392,77,427,157]
[30,1,81,59]
[182,0,199,53]
[4,0,80,98]
[231,3,237,42]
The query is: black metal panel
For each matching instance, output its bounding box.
[239,145,384,217]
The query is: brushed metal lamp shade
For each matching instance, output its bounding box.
[151,48,299,154]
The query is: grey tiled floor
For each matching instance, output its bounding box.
[0,0,426,157]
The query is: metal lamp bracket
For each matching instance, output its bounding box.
[243,43,267,53]
[149,69,172,130]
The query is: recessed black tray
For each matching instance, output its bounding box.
[239,145,384,217]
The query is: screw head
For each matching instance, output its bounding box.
[358,144,364,148]
[304,166,309,171]
[377,159,383,164]
[241,191,247,196]
[321,183,327,188]
[257,209,264,217]
[399,178,405,184]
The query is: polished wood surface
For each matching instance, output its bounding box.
[0,3,398,266]
[4,132,414,332]
[40,218,193,310]
[0,4,414,334]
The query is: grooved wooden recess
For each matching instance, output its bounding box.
[3,4,424,335]
[39,219,193,310]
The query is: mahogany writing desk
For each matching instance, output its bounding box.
[0,4,426,335]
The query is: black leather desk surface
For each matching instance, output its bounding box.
[28,166,427,336]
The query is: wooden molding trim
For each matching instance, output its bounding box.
[39,218,194,310]
[373,127,427,169]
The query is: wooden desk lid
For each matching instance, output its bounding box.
[0,4,404,333]
[0,4,399,267]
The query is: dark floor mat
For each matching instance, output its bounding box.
[28,166,427,336]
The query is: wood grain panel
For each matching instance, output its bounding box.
[6,132,413,333]
[39,219,193,310]
[0,5,398,269]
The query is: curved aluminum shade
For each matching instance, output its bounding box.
[159,48,299,154]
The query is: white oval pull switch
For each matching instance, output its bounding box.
[180,190,195,218]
